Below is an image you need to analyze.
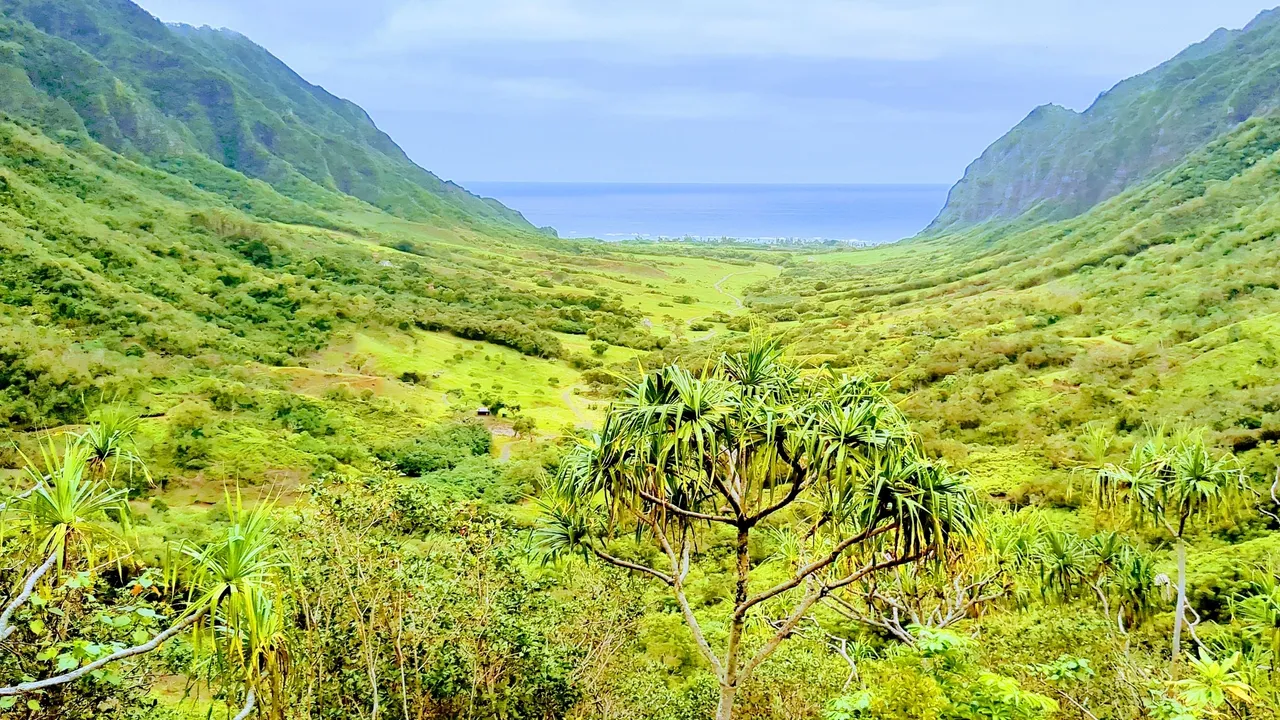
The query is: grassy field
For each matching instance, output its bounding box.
[300,255,778,432]
[795,244,914,266]
[314,331,590,431]
[542,253,778,333]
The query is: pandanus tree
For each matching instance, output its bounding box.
[0,425,289,719]
[1089,428,1246,665]
[1234,567,1280,670]
[78,405,150,486]
[535,337,978,720]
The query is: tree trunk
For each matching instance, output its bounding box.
[715,684,737,720]
[1171,537,1187,666]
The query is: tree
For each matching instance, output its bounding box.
[0,425,288,718]
[534,337,978,720]
[78,404,149,487]
[1089,429,1246,665]
[513,415,537,438]
[1233,566,1280,665]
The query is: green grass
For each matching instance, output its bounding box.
[539,253,778,334]
[796,244,913,266]
[315,330,594,431]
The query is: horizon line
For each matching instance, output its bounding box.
[459,180,954,188]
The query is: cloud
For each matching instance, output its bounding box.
[376,0,1270,69]
[130,0,1277,183]
[380,0,996,62]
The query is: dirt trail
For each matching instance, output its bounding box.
[561,389,594,429]
[714,272,747,309]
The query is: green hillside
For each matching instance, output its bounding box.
[753,112,1280,481]
[931,7,1280,230]
[0,110,784,479]
[0,0,532,228]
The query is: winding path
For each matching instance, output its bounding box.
[714,272,747,309]
[561,389,594,429]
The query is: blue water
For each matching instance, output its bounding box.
[464,182,950,244]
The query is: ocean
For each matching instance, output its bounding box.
[464,182,951,244]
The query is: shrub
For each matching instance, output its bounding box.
[377,421,492,477]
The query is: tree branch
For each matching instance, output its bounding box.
[708,473,745,520]
[0,487,34,514]
[0,608,205,695]
[739,552,920,680]
[748,474,809,527]
[737,523,894,616]
[827,594,915,644]
[1261,468,1280,524]
[637,489,736,525]
[0,550,58,641]
[1049,687,1099,720]
[590,546,674,586]
[824,552,924,593]
[639,509,725,679]
[232,688,257,720]
[741,588,823,678]
[748,437,807,525]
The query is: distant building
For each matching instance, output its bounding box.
[476,406,491,416]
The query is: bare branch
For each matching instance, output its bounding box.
[741,589,823,678]
[824,552,924,593]
[0,550,58,641]
[590,546,674,586]
[827,594,915,644]
[232,689,257,720]
[1261,468,1280,524]
[748,474,809,527]
[0,608,205,695]
[800,618,862,690]
[748,434,807,525]
[1049,687,1100,720]
[640,509,725,679]
[737,523,894,616]
[740,552,919,680]
[637,489,736,525]
[708,473,745,520]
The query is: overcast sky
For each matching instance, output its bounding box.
[134,1,1275,184]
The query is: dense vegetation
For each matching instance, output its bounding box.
[746,112,1280,482]
[2,1,1280,719]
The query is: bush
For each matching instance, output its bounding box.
[274,396,337,436]
[377,421,492,477]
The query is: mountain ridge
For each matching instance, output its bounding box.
[0,0,533,230]
[929,6,1280,231]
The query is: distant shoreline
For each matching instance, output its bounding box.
[464,182,951,245]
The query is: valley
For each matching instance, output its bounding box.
[1,2,1279,720]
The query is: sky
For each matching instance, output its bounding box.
[133,1,1276,185]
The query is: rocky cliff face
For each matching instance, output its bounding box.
[930,8,1280,232]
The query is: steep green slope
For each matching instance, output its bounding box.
[0,0,532,229]
[0,115,656,429]
[750,113,1280,477]
[931,7,1280,230]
